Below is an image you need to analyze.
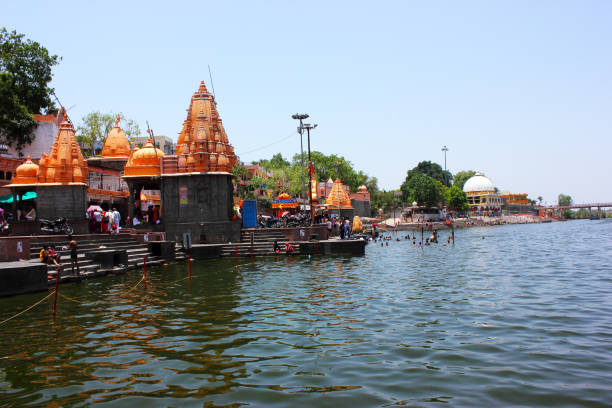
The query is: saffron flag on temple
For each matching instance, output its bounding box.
[309,162,315,174]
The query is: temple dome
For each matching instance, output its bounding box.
[101,115,131,158]
[123,137,165,177]
[12,156,39,185]
[358,184,368,192]
[463,172,495,193]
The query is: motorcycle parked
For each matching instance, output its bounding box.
[40,218,74,235]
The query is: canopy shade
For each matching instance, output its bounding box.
[0,191,37,203]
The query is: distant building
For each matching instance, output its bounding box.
[350,185,371,217]
[6,114,61,160]
[500,192,535,215]
[463,172,502,216]
[132,135,176,155]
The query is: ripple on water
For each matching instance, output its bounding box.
[0,220,612,406]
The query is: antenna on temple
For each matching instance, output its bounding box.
[208,65,217,101]
[146,120,159,160]
[51,91,72,124]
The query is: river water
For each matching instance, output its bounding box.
[1,220,611,407]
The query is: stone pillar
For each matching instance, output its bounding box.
[127,183,135,222]
[11,191,16,219]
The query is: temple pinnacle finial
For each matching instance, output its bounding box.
[115,114,120,127]
[199,81,208,93]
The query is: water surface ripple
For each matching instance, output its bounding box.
[1,220,612,407]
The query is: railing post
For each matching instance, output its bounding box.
[53,266,61,316]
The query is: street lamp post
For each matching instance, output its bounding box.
[304,123,317,225]
[292,114,309,215]
[441,145,449,172]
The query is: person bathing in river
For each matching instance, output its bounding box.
[273,240,281,254]
[429,229,438,243]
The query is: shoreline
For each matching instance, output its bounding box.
[375,215,556,231]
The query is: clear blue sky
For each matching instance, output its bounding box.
[4,0,611,204]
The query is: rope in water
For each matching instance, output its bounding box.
[0,291,54,326]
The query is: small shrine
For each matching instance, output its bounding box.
[272,192,299,216]
[122,135,165,226]
[35,120,89,220]
[325,178,354,219]
[5,156,39,218]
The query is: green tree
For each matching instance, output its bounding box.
[537,196,543,205]
[76,111,141,156]
[0,28,60,153]
[434,179,449,206]
[558,193,573,219]
[403,173,441,207]
[453,170,476,190]
[447,185,468,212]
[401,161,452,201]
[558,194,572,206]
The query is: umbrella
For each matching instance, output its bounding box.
[281,211,290,217]
[87,205,103,212]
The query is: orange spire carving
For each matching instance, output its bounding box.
[326,178,353,209]
[171,80,237,174]
[38,121,88,184]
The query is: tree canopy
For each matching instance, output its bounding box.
[446,185,468,211]
[402,172,442,207]
[0,28,60,153]
[453,170,476,190]
[558,194,573,206]
[400,161,451,203]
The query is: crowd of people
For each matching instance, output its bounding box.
[132,205,161,226]
[373,229,456,248]
[86,208,122,234]
[324,216,354,239]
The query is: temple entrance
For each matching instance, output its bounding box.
[126,179,163,230]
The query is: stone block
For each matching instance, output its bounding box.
[0,261,47,297]
[0,237,31,261]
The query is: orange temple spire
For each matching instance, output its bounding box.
[37,121,88,184]
[172,81,237,174]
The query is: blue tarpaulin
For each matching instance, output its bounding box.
[0,191,37,203]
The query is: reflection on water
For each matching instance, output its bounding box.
[1,220,612,406]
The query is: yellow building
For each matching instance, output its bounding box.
[463,172,502,216]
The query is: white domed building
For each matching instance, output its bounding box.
[463,172,502,216]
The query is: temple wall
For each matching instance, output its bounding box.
[161,174,238,243]
[351,199,371,218]
[37,185,87,221]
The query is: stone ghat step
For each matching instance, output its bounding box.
[220,244,300,257]
[30,240,136,251]
[29,242,149,259]
[220,251,300,257]
[241,231,286,236]
[47,260,166,284]
[30,239,138,253]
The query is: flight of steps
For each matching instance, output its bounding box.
[28,233,164,282]
[219,229,300,257]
